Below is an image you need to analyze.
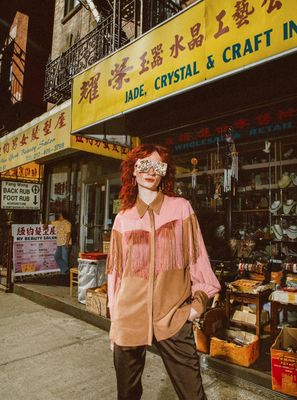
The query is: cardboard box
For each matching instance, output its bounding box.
[231,305,269,325]
[271,327,297,397]
[210,329,259,367]
[86,287,109,318]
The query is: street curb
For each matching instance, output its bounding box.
[13,284,293,400]
[13,284,110,332]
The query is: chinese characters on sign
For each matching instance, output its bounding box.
[0,107,70,173]
[12,224,59,277]
[0,162,42,181]
[72,0,296,134]
[161,104,297,152]
[71,135,130,160]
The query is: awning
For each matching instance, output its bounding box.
[0,100,135,173]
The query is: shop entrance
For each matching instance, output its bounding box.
[80,176,122,253]
[81,182,106,252]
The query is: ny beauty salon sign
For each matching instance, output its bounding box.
[72,0,297,133]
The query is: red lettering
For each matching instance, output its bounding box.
[170,35,186,59]
[214,10,229,39]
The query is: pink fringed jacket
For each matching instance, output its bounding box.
[106,192,221,346]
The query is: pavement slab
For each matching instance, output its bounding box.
[0,293,293,400]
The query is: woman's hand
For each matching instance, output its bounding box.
[110,341,114,351]
[188,307,200,322]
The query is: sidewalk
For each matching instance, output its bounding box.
[8,277,289,398]
[1,291,293,400]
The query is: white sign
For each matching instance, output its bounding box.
[12,224,59,276]
[1,180,41,210]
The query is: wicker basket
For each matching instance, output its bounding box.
[230,279,261,293]
[86,287,109,318]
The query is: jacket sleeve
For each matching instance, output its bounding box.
[182,201,221,315]
[105,215,123,321]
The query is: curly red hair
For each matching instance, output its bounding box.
[119,144,176,211]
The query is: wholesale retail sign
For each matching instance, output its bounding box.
[12,224,59,277]
[72,0,297,134]
[160,102,297,152]
[1,181,41,210]
[0,107,71,172]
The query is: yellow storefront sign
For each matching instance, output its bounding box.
[0,103,133,173]
[206,0,296,79]
[70,135,134,160]
[72,0,206,133]
[0,162,43,181]
[0,106,71,172]
[72,0,297,134]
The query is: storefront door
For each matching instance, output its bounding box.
[81,183,105,252]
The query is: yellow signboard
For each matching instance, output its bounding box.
[206,0,296,79]
[0,107,71,172]
[72,0,206,133]
[0,162,43,181]
[0,104,136,172]
[71,135,132,160]
[72,0,297,133]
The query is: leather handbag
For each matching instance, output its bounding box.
[195,306,227,336]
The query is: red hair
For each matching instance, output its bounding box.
[119,144,176,211]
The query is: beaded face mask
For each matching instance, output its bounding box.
[135,159,168,176]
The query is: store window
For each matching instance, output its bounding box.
[46,160,80,245]
[48,165,70,219]
[64,0,80,16]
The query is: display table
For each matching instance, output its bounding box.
[270,290,297,342]
[226,288,272,337]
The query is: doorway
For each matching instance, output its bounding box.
[81,182,106,252]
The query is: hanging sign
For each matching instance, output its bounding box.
[0,162,43,181]
[72,0,297,134]
[1,180,41,210]
[0,105,71,173]
[0,102,136,173]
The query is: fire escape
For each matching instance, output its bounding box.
[44,0,181,104]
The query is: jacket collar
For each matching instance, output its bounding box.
[136,191,164,218]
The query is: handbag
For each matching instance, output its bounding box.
[194,306,227,336]
[193,294,227,336]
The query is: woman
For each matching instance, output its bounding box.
[106,144,220,400]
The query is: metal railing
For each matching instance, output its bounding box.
[44,0,181,103]
[0,232,13,292]
[44,13,117,103]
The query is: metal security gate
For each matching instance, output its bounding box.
[0,232,13,292]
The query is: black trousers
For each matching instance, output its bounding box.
[113,321,207,400]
